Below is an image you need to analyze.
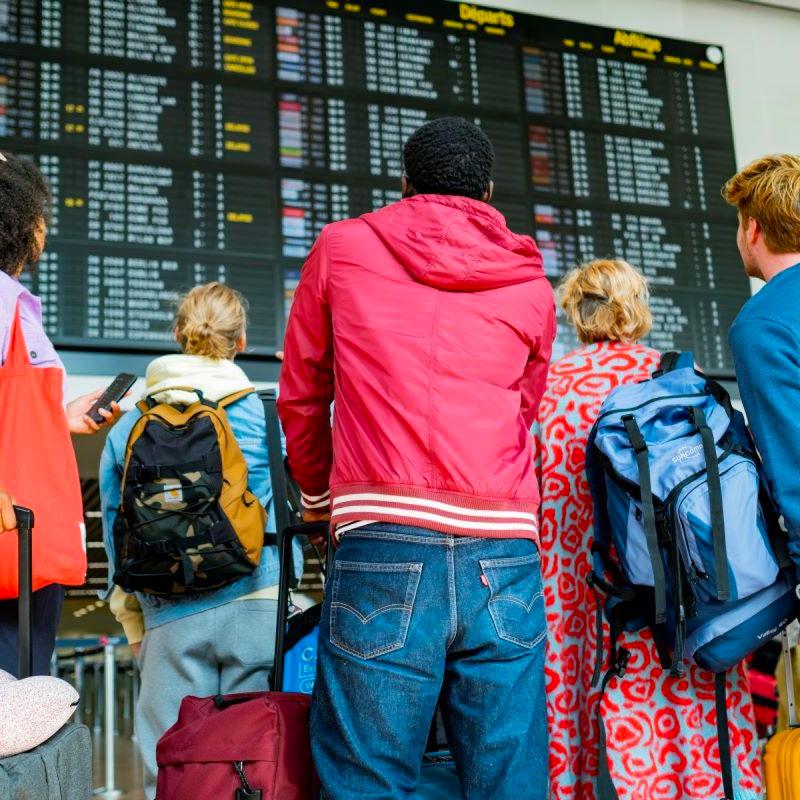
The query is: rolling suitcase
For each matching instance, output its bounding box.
[764,630,800,798]
[0,506,92,799]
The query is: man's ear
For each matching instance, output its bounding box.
[401,175,415,198]
[236,333,247,354]
[747,215,761,246]
[483,180,494,203]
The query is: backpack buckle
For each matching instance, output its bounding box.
[613,647,631,678]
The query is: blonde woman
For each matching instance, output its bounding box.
[100,283,293,800]
[533,260,762,800]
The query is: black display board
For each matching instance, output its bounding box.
[0,0,747,370]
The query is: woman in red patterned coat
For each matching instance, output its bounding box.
[533,259,762,800]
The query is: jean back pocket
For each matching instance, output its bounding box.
[330,560,423,660]
[480,552,545,649]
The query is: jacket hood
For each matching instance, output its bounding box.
[360,194,544,292]
[144,354,252,405]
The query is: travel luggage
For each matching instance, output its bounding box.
[764,630,800,798]
[155,392,319,799]
[112,388,268,596]
[586,351,800,800]
[0,506,92,799]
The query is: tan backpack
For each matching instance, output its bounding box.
[112,388,266,596]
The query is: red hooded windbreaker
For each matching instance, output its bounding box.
[278,194,556,541]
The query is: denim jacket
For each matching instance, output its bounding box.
[100,386,299,631]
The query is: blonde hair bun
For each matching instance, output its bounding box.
[559,259,652,344]
[174,282,247,360]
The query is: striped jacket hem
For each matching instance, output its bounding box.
[329,484,540,541]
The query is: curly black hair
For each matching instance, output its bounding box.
[402,117,494,200]
[0,152,51,276]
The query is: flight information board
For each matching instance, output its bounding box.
[0,0,746,370]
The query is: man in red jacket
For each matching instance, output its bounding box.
[279,118,556,800]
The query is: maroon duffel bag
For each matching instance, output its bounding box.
[156,691,316,800]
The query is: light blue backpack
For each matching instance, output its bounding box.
[586,351,799,800]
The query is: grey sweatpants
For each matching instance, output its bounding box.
[136,599,278,799]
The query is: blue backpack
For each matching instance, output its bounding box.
[586,351,799,800]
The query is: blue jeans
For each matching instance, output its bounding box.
[311,524,548,800]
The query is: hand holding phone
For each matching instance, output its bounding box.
[86,373,137,424]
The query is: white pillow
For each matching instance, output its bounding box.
[0,675,79,758]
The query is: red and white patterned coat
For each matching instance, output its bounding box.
[534,341,763,800]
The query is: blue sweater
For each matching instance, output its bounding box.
[730,262,800,571]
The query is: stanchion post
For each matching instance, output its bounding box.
[131,665,139,743]
[94,660,104,735]
[122,665,131,722]
[74,654,84,725]
[93,643,122,798]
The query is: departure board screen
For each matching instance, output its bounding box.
[0,0,746,370]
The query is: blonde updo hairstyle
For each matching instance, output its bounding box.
[559,259,652,344]
[174,282,247,360]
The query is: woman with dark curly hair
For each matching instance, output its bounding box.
[0,151,122,675]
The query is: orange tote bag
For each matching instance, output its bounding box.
[0,306,86,598]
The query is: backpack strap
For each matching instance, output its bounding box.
[688,406,730,602]
[217,388,255,409]
[621,414,667,624]
[653,350,695,377]
[585,426,629,599]
[586,425,640,687]
[715,672,735,800]
[595,628,631,800]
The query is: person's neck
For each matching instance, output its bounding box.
[761,252,800,282]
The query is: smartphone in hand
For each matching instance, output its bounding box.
[87,373,137,424]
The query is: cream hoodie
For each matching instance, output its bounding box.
[144,353,252,405]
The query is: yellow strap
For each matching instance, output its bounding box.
[217,388,255,409]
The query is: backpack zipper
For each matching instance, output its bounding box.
[596,390,710,423]
[233,761,261,799]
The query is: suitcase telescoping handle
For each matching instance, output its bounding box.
[259,389,329,691]
[14,505,34,679]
